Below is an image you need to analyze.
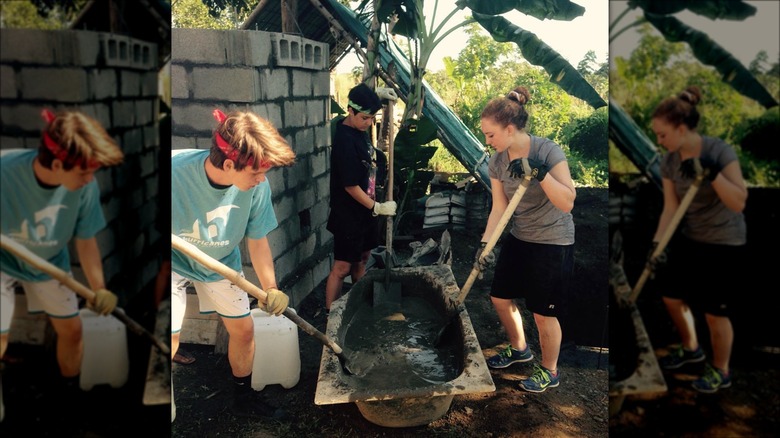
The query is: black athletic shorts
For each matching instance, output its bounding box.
[332,216,379,263]
[491,236,574,317]
[659,237,745,317]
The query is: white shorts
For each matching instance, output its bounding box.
[170,271,252,334]
[1,271,80,333]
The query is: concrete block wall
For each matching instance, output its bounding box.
[0,29,163,310]
[171,29,332,308]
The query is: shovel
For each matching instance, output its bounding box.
[170,234,359,375]
[435,163,533,345]
[0,234,171,357]
[373,116,402,315]
[626,158,705,304]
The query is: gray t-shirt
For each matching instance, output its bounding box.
[488,135,575,245]
[660,136,746,245]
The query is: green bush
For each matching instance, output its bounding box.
[563,106,608,161]
[734,106,780,162]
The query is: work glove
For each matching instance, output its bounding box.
[263,288,289,316]
[508,157,548,181]
[646,242,668,279]
[474,242,497,279]
[680,157,720,181]
[89,288,118,316]
[372,201,397,217]
[375,87,398,102]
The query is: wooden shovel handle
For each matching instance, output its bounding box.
[171,234,345,356]
[455,175,532,305]
[627,173,704,304]
[0,234,171,356]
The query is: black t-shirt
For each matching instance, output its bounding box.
[328,118,375,234]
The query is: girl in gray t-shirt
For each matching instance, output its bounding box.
[649,85,748,394]
[477,86,576,394]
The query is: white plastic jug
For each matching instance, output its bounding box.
[250,307,300,391]
[79,308,129,390]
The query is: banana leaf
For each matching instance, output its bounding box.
[644,12,778,109]
[393,116,439,173]
[627,0,756,20]
[375,0,419,38]
[609,98,662,189]
[472,12,606,109]
[457,0,584,21]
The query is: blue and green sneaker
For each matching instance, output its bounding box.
[486,345,534,369]
[519,365,560,393]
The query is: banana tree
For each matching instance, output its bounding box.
[609,0,779,189]
[355,0,607,227]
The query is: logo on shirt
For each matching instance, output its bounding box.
[180,205,238,246]
[8,205,66,246]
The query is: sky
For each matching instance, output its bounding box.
[335,0,610,73]
[610,0,780,70]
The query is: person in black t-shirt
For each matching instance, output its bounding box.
[325,83,396,311]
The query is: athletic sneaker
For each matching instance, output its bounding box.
[659,345,705,370]
[519,365,560,393]
[692,363,732,393]
[486,345,534,369]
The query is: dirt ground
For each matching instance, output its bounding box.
[169,188,610,438]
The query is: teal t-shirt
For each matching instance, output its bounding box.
[170,149,278,282]
[0,149,106,281]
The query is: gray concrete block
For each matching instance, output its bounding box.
[73,31,101,66]
[121,70,142,97]
[20,67,89,102]
[135,99,155,126]
[172,29,228,65]
[293,127,314,156]
[0,29,55,65]
[307,100,326,127]
[0,65,16,99]
[310,196,330,229]
[311,149,328,178]
[315,123,331,148]
[140,149,156,177]
[283,100,307,128]
[194,136,212,150]
[266,165,286,192]
[95,228,116,256]
[89,69,118,100]
[296,185,316,210]
[171,135,197,150]
[141,71,159,97]
[312,71,330,97]
[288,269,313,307]
[291,70,312,97]
[112,100,137,127]
[302,40,328,71]
[230,31,272,66]
[122,127,145,156]
[171,64,189,99]
[0,136,25,150]
[145,174,159,201]
[260,69,288,100]
[143,125,159,149]
[270,33,302,68]
[172,102,215,135]
[273,195,296,223]
[265,227,286,261]
[0,103,47,132]
[192,67,260,102]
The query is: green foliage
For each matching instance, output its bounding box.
[733,106,780,162]
[0,0,84,29]
[428,141,468,174]
[562,106,608,161]
[173,0,248,29]
[566,145,608,188]
[608,141,640,175]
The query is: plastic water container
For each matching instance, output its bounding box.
[79,308,129,390]
[250,308,300,391]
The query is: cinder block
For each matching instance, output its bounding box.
[270,33,302,68]
[310,195,330,228]
[73,31,101,66]
[283,100,307,128]
[315,123,331,148]
[311,149,328,178]
[292,70,312,97]
[171,102,216,135]
[260,69,289,100]
[144,174,159,200]
[112,100,136,127]
[90,69,118,100]
[121,70,142,96]
[140,149,156,177]
[307,99,326,127]
[293,127,314,155]
[0,103,48,132]
[170,64,189,99]
[273,195,296,223]
[301,40,328,71]
[20,67,89,102]
[0,29,55,65]
[0,65,16,99]
[135,99,155,126]
[141,71,159,97]
[171,135,197,150]
[313,70,330,97]
[101,34,132,68]
[191,67,260,102]
[172,29,228,65]
[296,185,316,210]
[230,31,272,66]
[143,125,159,149]
[123,127,144,155]
[76,102,112,128]
[102,197,121,224]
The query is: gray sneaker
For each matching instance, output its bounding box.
[659,345,705,370]
[486,345,534,369]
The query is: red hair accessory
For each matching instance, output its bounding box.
[40,109,99,168]
[211,109,271,168]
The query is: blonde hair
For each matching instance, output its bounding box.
[38,110,124,170]
[209,111,296,171]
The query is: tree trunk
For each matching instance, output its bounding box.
[281,0,299,33]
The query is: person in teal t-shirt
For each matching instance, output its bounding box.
[170,109,296,421]
[1,109,124,413]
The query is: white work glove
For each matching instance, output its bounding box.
[89,288,118,315]
[375,87,398,101]
[263,288,289,316]
[372,201,397,217]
